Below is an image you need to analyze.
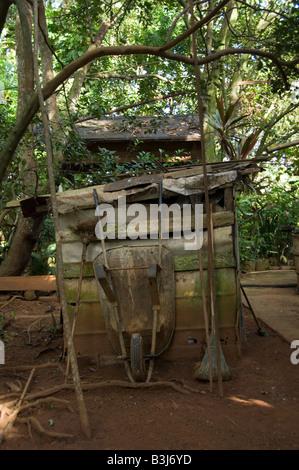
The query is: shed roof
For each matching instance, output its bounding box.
[74,115,201,143]
[55,158,269,214]
[6,158,270,217]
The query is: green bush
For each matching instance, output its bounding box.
[29,218,56,275]
[237,184,299,267]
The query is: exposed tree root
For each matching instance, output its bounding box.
[0,362,62,373]
[0,368,35,443]
[0,396,73,443]
[19,396,74,413]
[0,295,24,308]
[17,416,73,439]
[2,379,191,405]
[2,396,73,412]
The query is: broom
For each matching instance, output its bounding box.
[194,204,232,385]
[190,0,231,394]
[190,194,213,391]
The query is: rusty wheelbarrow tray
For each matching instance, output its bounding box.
[93,244,175,383]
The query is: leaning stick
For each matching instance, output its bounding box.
[198,248,213,391]
[33,0,91,439]
[190,0,224,397]
[65,222,96,382]
[0,368,35,443]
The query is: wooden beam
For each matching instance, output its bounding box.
[0,275,56,291]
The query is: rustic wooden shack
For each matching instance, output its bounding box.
[56,159,265,363]
[73,115,201,164]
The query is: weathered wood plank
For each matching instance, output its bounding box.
[56,172,239,214]
[58,210,235,243]
[67,302,106,335]
[63,246,236,279]
[174,251,236,271]
[0,275,56,291]
[64,278,99,302]
[64,267,236,303]
[61,225,234,265]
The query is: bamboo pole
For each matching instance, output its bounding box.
[33,0,91,439]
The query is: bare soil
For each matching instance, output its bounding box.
[0,296,298,451]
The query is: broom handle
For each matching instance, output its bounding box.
[158,181,163,267]
[198,248,213,391]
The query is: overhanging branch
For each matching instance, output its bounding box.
[0,40,298,184]
[267,139,299,153]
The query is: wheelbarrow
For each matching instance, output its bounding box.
[93,244,175,383]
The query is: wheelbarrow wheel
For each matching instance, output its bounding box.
[130,333,146,382]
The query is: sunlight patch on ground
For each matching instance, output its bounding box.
[228,396,273,408]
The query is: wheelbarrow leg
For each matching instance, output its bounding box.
[95,265,135,383]
[112,304,135,383]
[146,308,158,382]
[146,263,160,383]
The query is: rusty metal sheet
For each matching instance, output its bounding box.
[93,244,175,356]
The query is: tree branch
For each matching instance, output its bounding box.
[159,0,231,51]
[92,72,175,83]
[267,139,299,154]
[105,90,193,115]
[0,37,297,184]
[255,102,299,156]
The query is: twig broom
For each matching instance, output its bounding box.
[194,204,232,385]
[190,0,231,395]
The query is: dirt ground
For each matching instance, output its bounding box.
[0,295,298,452]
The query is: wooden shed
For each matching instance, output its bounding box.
[56,159,264,362]
[73,115,201,164]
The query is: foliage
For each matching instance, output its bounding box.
[205,95,261,160]
[29,218,56,275]
[0,312,16,342]
[0,0,298,275]
[237,171,299,267]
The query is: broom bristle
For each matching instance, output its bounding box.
[194,334,232,381]
[70,220,97,234]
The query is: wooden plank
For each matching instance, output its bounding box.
[104,173,163,192]
[0,275,56,291]
[174,251,236,271]
[64,278,99,302]
[58,211,235,244]
[61,224,234,264]
[63,249,236,278]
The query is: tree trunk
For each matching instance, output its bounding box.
[0,0,12,37]
[204,0,238,162]
[0,1,41,277]
[0,216,44,276]
[37,0,64,168]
